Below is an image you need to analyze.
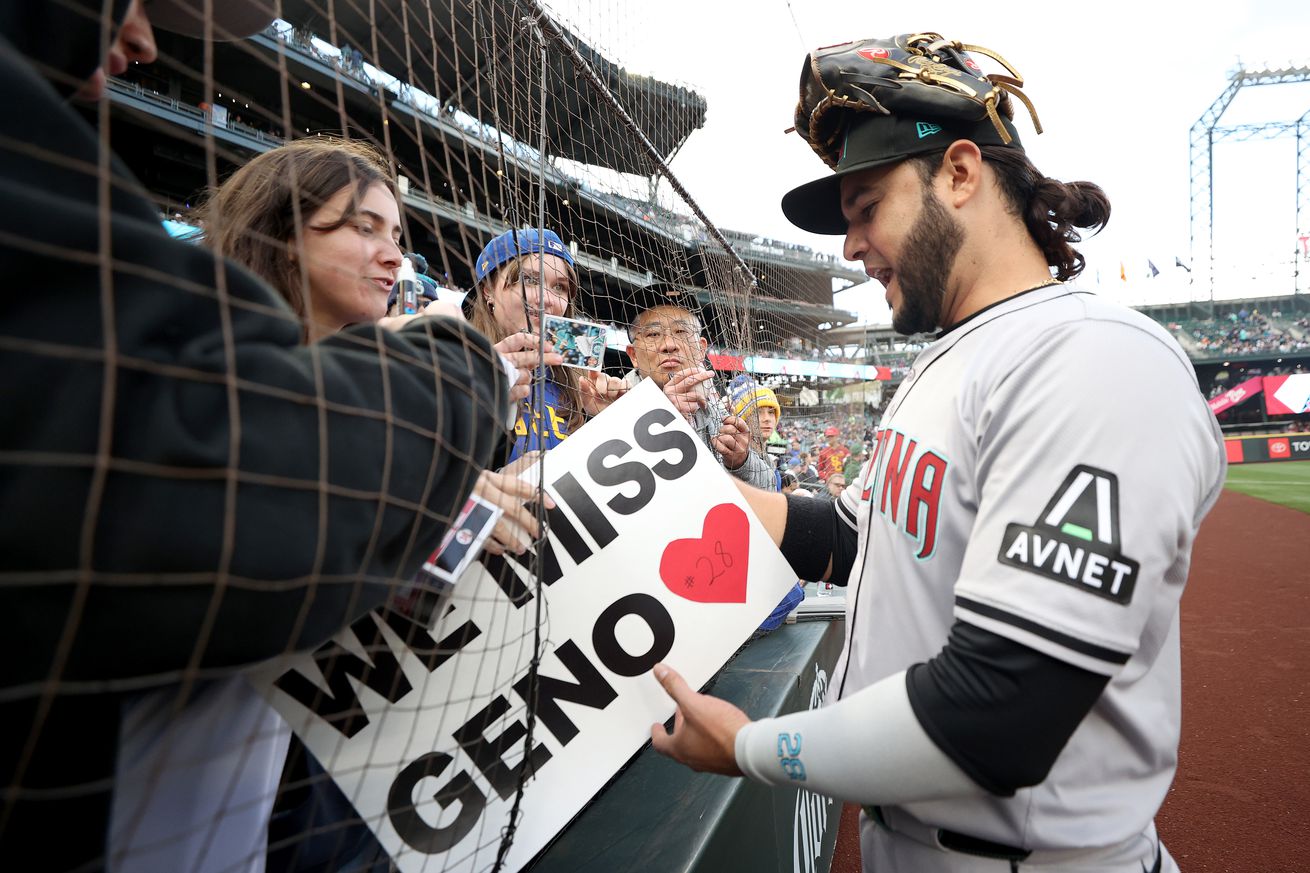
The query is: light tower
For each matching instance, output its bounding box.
[1188,63,1310,305]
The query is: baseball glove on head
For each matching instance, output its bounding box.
[793,32,1042,168]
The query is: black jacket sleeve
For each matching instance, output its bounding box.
[0,35,510,688]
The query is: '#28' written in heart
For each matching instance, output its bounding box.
[659,503,750,603]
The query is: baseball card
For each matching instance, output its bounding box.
[542,314,608,370]
[699,359,729,419]
[387,494,501,626]
[424,494,502,585]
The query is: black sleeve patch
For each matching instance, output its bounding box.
[996,465,1139,604]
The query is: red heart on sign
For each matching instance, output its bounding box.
[659,503,750,604]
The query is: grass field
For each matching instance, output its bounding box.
[1224,459,1310,515]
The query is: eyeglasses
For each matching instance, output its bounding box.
[633,321,701,347]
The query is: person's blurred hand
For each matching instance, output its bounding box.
[377,299,466,332]
[495,332,564,371]
[714,416,750,470]
[494,333,565,404]
[663,368,713,420]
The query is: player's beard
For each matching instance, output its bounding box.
[891,187,965,336]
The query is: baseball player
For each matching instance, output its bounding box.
[650,32,1226,872]
[572,325,600,359]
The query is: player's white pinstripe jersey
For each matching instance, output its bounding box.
[830,283,1225,852]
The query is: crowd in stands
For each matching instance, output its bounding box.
[769,395,891,499]
[1168,308,1310,357]
[721,228,841,265]
[268,19,853,279]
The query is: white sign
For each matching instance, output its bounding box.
[1273,373,1310,414]
[252,379,798,873]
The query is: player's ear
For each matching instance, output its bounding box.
[942,139,983,208]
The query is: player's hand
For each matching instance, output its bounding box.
[579,370,626,417]
[713,415,750,470]
[663,368,713,420]
[495,333,564,404]
[649,662,748,777]
[377,299,466,332]
[473,465,554,555]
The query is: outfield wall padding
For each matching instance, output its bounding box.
[1223,431,1310,464]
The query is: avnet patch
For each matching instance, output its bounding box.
[997,464,1141,605]
[998,524,1138,604]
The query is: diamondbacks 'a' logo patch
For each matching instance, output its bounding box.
[997,465,1140,604]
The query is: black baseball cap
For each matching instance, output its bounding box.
[781,111,1023,235]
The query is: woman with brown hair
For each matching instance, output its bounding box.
[199,137,451,341]
[467,228,626,461]
[108,139,546,873]
[198,138,564,554]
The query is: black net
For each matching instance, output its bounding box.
[0,2,883,871]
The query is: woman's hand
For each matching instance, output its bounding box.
[377,299,466,332]
[495,333,565,404]
[580,370,627,417]
[473,452,553,556]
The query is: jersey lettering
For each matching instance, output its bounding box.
[905,451,947,559]
[863,427,948,560]
[515,403,568,441]
[511,381,571,460]
[878,431,918,523]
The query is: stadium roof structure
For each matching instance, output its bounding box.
[280,0,707,176]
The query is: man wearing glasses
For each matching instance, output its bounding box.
[625,304,775,489]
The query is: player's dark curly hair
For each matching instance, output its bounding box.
[910,147,1110,281]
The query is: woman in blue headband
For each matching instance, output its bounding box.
[468,228,625,460]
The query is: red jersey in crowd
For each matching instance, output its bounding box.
[817,442,849,481]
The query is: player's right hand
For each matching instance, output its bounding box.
[649,662,747,777]
[663,368,713,420]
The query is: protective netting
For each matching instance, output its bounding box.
[1,2,883,871]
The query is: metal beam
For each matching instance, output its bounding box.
[1212,120,1298,142]
[1189,63,1310,303]
[1298,108,1310,295]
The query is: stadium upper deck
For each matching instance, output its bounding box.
[94,8,865,362]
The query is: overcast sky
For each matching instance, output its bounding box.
[552,0,1310,325]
